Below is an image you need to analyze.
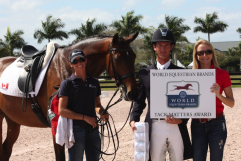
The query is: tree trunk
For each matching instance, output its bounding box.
[10,49,14,56]
[208,33,210,42]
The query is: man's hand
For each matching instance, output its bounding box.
[130,121,137,133]
[165,115,182,124]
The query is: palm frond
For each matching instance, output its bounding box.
[193,12,228,41]
[33,15,68,43]
[110,10,146,37]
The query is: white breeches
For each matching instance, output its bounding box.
[150,120,184,161]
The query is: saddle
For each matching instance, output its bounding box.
[18,45,47,93]
[18,45,50,127]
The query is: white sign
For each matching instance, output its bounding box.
[150,69,216,118]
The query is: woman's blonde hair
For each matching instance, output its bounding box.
[192,39,219,69]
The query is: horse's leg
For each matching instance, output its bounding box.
[2,116,20,161]
[52,134,66,161]
[0,110,6,161]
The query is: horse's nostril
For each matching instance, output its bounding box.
[127,91,137,101]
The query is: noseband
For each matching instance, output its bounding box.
[108,44,135,87]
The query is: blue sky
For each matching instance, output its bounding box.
[0,0,241,50]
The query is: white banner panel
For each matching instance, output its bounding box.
[150,69,216,118]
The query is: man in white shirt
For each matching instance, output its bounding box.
[130,28,193,161]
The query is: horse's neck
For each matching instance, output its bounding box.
[50,48,72,81]
[71,38,111,78]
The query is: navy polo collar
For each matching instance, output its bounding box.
[69,73,91,81]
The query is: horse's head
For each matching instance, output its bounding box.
[107,32,139,101]
[186,83,193,87]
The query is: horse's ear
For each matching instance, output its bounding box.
[112,33,119,44]
[125,32,139,44]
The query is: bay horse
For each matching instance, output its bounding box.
[0,32,138,161]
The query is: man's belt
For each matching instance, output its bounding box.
[152,118,165,120]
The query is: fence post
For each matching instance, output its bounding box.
[240,58,241,71]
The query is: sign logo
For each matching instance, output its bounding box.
[166,81,200,109]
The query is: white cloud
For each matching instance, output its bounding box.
[57,7,115,26]
[0,0,44,12]
[219,12,241,22]
[0,0,240,50]
[121,0,145,11]
[194,6,222,15]
[10,0,42,12]
[142,14,166,28]
[0,0,12,7]
[0,7,117,49]
[160,0,186,8]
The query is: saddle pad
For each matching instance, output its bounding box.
[0,43,57,97]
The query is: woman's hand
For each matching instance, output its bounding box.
[83,116,98,128]
[211,84,235,108]
[165,115,182,124]
[100,112,109,122]
[210,83,221,96]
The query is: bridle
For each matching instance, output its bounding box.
[84,41,137,161]
[108,43,135,87]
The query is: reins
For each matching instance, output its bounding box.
[85,87,134,161]
[84,42,136,160]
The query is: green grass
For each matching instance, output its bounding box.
[231,85,241,88]
[230,75,241,87]
[230,75,241,78]
[99,81,117,91]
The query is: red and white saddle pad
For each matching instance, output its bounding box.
[0,42,59,97]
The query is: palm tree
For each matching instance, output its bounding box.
[143,26,156,50]
[130,26,155,65]
[69,18,107,43]
[232,42,241,56]
[196,36,205,41]
[226,48,234,57]
[0,45,10,57]
[110,10,147,37]
[193,12,228,42]
[33,15,68,43]
[158,14,191,43]
[0,27,27,56]
[237,28,241,38]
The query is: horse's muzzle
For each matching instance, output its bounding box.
[120,86,137,101]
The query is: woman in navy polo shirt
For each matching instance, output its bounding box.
[191,40,235,161]
[58,49,109,161]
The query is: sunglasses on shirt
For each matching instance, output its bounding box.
[71,58,86,64]
[196,50,213,56]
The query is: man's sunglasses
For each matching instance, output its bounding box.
[71,58,85,64]
[196,50,213,56]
